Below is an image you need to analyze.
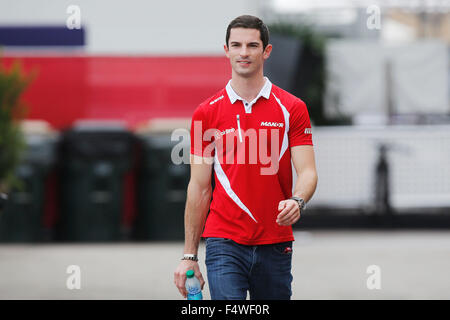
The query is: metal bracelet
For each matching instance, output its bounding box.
[181,254,198,262]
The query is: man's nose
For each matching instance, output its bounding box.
[240,45,249,57]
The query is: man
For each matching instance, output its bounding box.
[174,15,318,300]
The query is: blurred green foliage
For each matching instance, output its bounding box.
[0,56,35,193]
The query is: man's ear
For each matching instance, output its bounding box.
[224,44,230,58]
[263,44,272,60]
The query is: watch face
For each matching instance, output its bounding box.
[290,197,305,210]
[300,201,306,210]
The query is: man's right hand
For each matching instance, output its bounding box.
[174,260,205,298]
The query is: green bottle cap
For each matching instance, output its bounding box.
[186,270,195,278]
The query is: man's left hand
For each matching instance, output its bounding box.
[276,199,301,226]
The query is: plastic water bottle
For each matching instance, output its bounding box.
[185,270,203,300]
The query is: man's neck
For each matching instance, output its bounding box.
[230,72,266,102]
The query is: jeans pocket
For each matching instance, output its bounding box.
[272,241,293,255]
[205,238,229,265]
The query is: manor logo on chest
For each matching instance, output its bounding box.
[260,121,284,128]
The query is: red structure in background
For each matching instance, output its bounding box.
[2,55,230,129]
[2,55,230,237]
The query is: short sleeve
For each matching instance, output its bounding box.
[288,99,313,147]
[190,106,215,157]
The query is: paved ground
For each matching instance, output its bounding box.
[0,230,449,300]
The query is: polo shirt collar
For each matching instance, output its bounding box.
[226,77,272,104]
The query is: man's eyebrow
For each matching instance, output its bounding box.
[229,41,260,45]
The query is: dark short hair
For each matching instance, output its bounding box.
[226,15,269,50]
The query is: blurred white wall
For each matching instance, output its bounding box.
[308,125,450,211]
[0,0,267,54]
[325,39,449,118]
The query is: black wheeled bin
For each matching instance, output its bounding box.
[56,122,135,242]
[133,134,190,240]
[0,131,58,242]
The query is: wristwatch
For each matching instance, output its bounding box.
[289,197,306,211]
[181,254,198,262]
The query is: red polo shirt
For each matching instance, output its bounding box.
[190,77,313,245]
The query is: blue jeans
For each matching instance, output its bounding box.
[205,237,293,300]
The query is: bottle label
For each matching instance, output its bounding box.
[186,279,203,300]
[187,291,203,300]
